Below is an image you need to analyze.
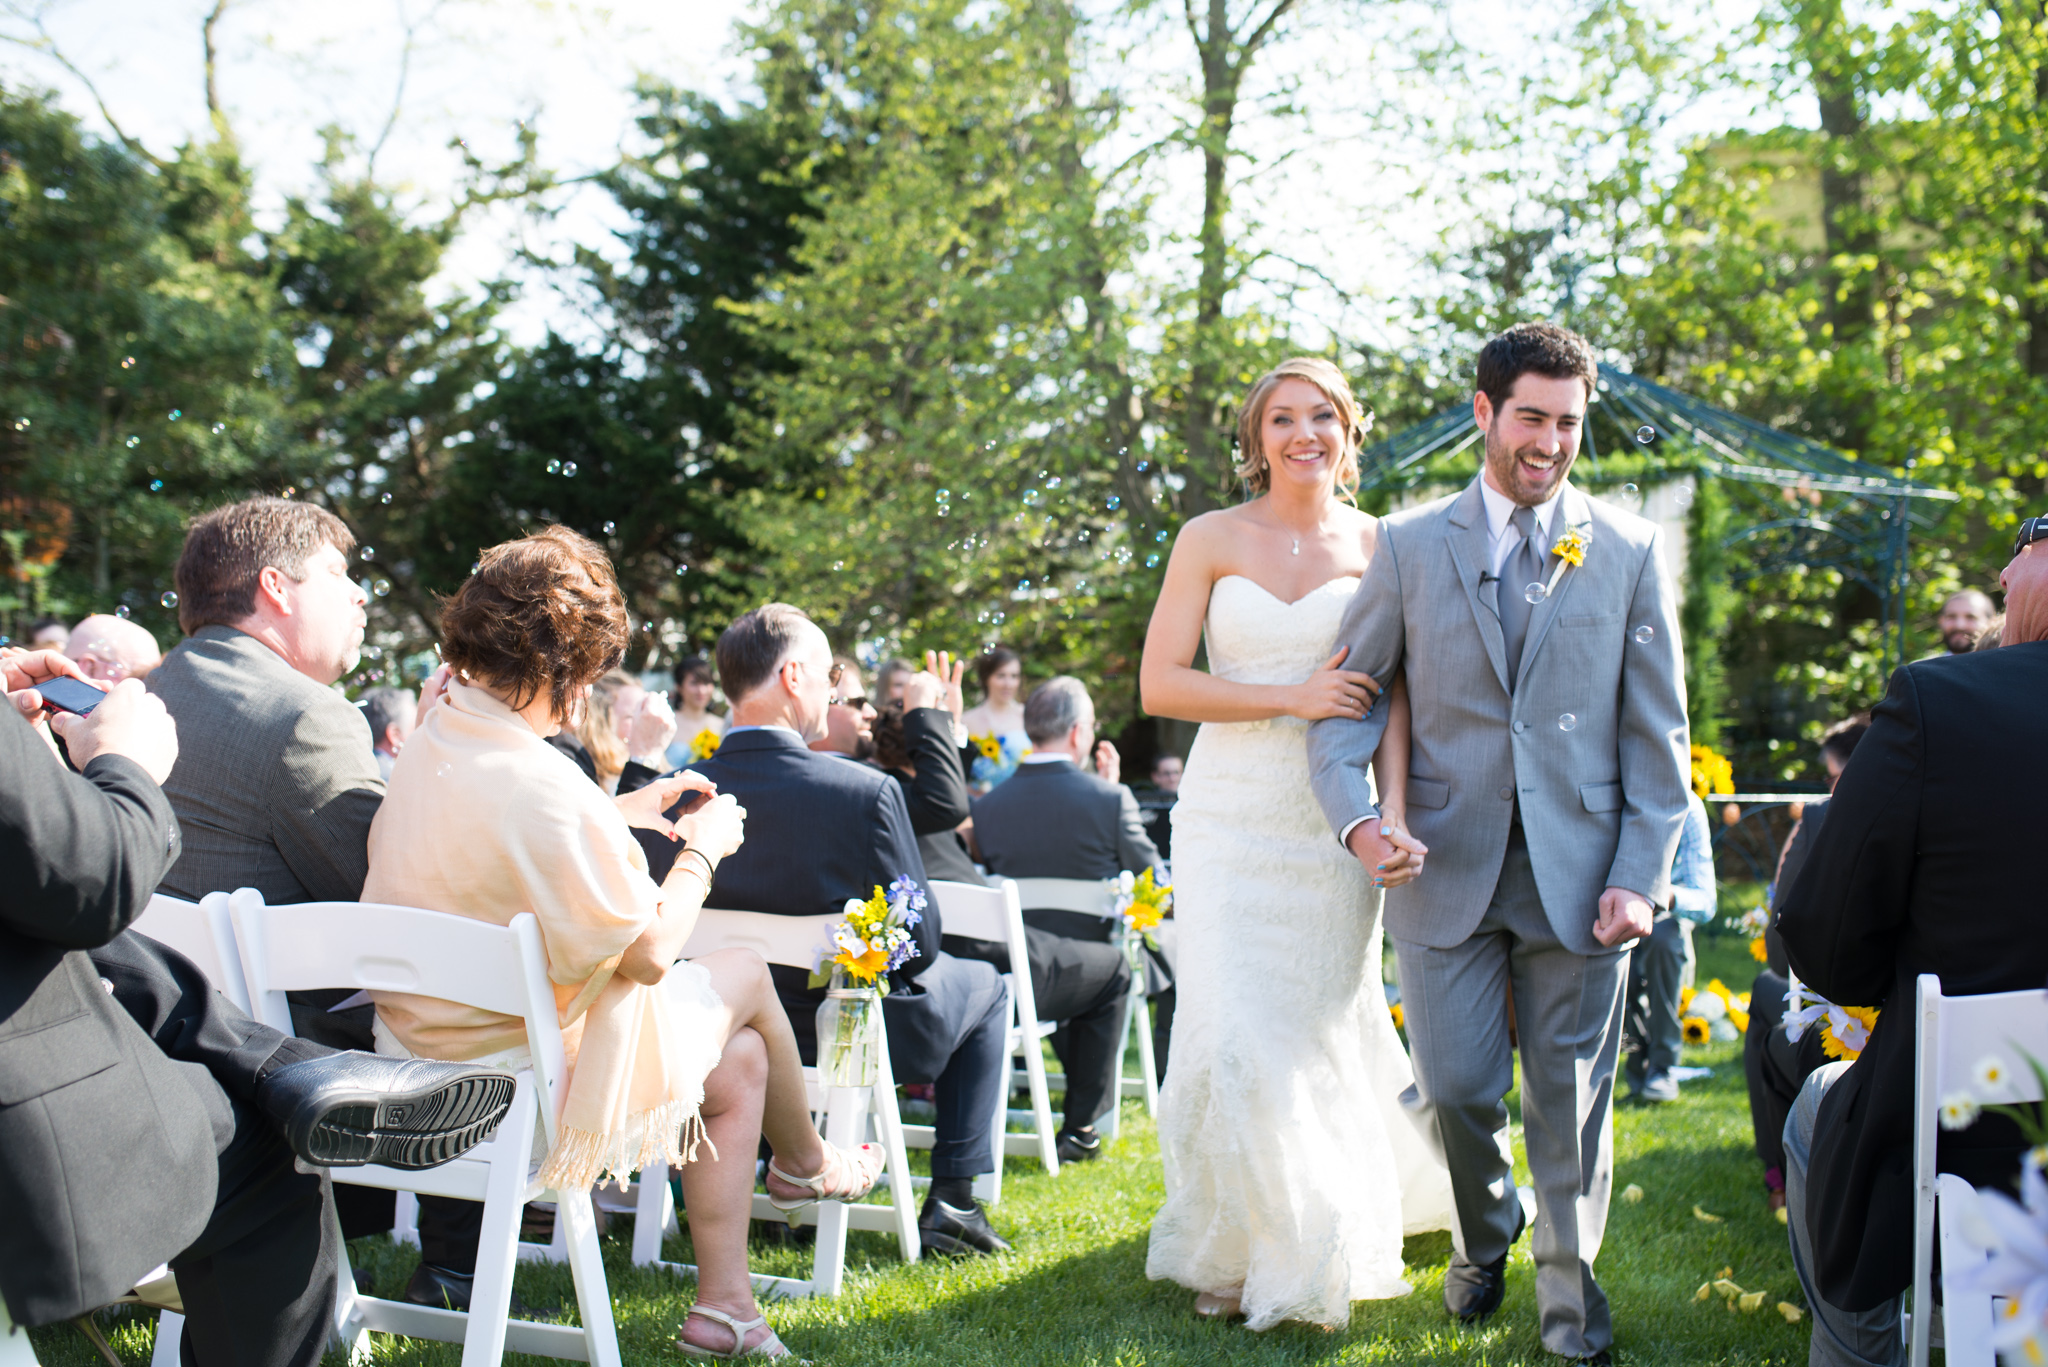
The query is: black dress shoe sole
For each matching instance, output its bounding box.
[298,1072,516,1170]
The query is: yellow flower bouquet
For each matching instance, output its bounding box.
[689,727,722,762]
[1690,743,1735,799]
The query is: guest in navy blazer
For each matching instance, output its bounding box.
[638,605,1014,1257]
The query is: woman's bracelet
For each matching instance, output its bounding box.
[679,846,718,884]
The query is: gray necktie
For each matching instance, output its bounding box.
[1498,506,1542,690]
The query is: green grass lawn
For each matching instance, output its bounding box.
[34,935,1808,1366]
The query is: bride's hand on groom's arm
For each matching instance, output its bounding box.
[1594,887,1656,946]
[1345,818,1429,888]
[1289,646,1380,721]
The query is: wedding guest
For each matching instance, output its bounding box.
[666,654,728,768]
[1624,788,1715,1104]
[1743,710,1869,1216]
[1932,587,1995,655]
[0,646,512,1366]
[554,668,675,794]
[359,685,415,780]
[961,646,1028,790]
[28,615,67,651]
[146,497,389,1051]
[68,611,163,681]
[365,531,880,1356]
[1775,522,2048,1365]
[869,651,978,884]
[968,677,1164,1160]
[875,657,919,707]
[638,604,1015,1258]
[1140,753,1182,861]
[812,656,878,762]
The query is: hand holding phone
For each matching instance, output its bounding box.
[48,679,179,784]
[35,675,114,717]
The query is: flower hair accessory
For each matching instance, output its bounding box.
[811,876,924,993]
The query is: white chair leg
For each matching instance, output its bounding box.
[1937,1175,1996,1367]
[632,1162,675,1267]
[558,1191,623,1367]
[392,1191,421,1247]
[812,1086,864,1296]
[150,1313,182,1367]
[1022,1029,1059,1174]
[330,1209,372,1364]
[0,1299,40,1367]
[1133,991,1160,1116]
[458,1149,528,1367]
[872,1048,920,1263]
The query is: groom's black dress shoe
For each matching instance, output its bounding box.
[255,1054,516,1170]
[1444,1201,1528,1324]
[917,1195,1013,1257]
[1056,1126,1104,1164]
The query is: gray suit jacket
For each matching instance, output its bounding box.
[1307,478,1690,956]
[147,625,384,904]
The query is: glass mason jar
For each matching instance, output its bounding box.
[815,967,882,1088]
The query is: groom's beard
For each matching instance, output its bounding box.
[1483,422,1576,505]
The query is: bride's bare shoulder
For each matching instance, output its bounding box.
[1337,501,1380,554]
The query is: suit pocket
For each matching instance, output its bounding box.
[1579,780,1624,814]
[1559,613,1621,629]
[0,1012,121,1105]
[1408,777,1450,811]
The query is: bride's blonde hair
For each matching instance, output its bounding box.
[1233,357,1373,499]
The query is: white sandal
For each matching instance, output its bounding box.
[764,1139,885,1212]
[675,1306,802,1361]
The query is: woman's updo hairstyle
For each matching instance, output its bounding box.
[440,525,629,722]
[974,645,1022,692]
[1232,356,1372,499]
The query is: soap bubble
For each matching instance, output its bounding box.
[1022,489,1042,506]
[1674,486,1694,509]
[125,436,140,448]
[676,564,689,576]
[546,459,561,474]
[1136,460,1152,473]
[148,479,163,492]
[1621,482,1638,500]
[562,462,578,477]
[1046,476,1062,489]
[1558,713,1578,732]
[361,546,376,560]
[1154,530,1168,544]
[470,561,481,574]
[120,356,135,369]
[1633,624,1655,644]
[167,409,181,421]
[1524,582,1549,604]
[1634,425,1656,445]
[1106,495,1121,511]
[211,423,225,434]
[114,605,131,618]
[160,591,178,609]
[1145,552,1161,568]
[602,521,616,535]
[11,417,27,431]
[371,579,391,598]
[380,492,393,504]
[436,763,453,778]
[832,561,844,572]
[1016,578,1030,591]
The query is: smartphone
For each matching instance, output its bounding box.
[36,675,112,717]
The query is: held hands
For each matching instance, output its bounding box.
[1346,816,1430,889]
[1291,646,1381,722]
[1594,887,1656,947]
[616,771,718,840]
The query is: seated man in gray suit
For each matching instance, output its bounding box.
[968,677,1158,1163]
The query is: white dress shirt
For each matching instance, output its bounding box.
[1019,752,1071,766]
[1479,476,1564,578]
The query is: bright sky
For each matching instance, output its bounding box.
[0,0,1771,354]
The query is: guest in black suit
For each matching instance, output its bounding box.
[1776,525,2048,1366]
[638,605,1014,1258]
[968,677,1164,1162]
[0,650,509,1364]
[1742,712,1869,1217]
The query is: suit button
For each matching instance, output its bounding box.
[1498,786,1514,801]
[1512,720,1527,735]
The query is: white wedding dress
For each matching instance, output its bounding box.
[1146,574,1455,1330]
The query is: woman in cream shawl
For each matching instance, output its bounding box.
[366,526,880,1361]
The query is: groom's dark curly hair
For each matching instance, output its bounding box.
[1476,323,1598,409]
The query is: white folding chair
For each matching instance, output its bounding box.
[0,1299,38,1367]
[230,889,621,1367]
[926,879,1059,1190]
[1010,876,1158,1138]
[1906,972,2048,1367]
[624,908,918,1298]
[130,891,250,1012]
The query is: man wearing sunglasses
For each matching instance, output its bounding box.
[1773,518,2048,1365]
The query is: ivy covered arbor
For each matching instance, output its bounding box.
[1355,365,1960,766]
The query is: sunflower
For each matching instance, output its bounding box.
[1682,1016,1711,1045]
[1390,1002,1405,1030]
[1821,1005,1880,1061]
[1690,744,1735,799]
[689,728,722,762]
[1749,936,1769,963]
[973,734,1002,762]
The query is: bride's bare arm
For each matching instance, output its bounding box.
[1140,514,1382,724]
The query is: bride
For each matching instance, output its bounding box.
[1141,357,1454,1330]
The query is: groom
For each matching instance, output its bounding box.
[1307,323,1689,1364]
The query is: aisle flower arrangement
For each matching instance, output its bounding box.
[1932,1043,2048,1363]
[1109,867,1171,950]
[1681,978,1752,1044]
[811,876,925,991]
[1782,972,1877,1060]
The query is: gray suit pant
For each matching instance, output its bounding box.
[1786,1062,1904,1367]
[1392,827,1629,1359]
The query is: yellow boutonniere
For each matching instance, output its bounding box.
[1534,523,1592,600]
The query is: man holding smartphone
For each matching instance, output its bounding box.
[1,646,513,1367]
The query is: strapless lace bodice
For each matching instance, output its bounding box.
[1202,574,1361,688]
